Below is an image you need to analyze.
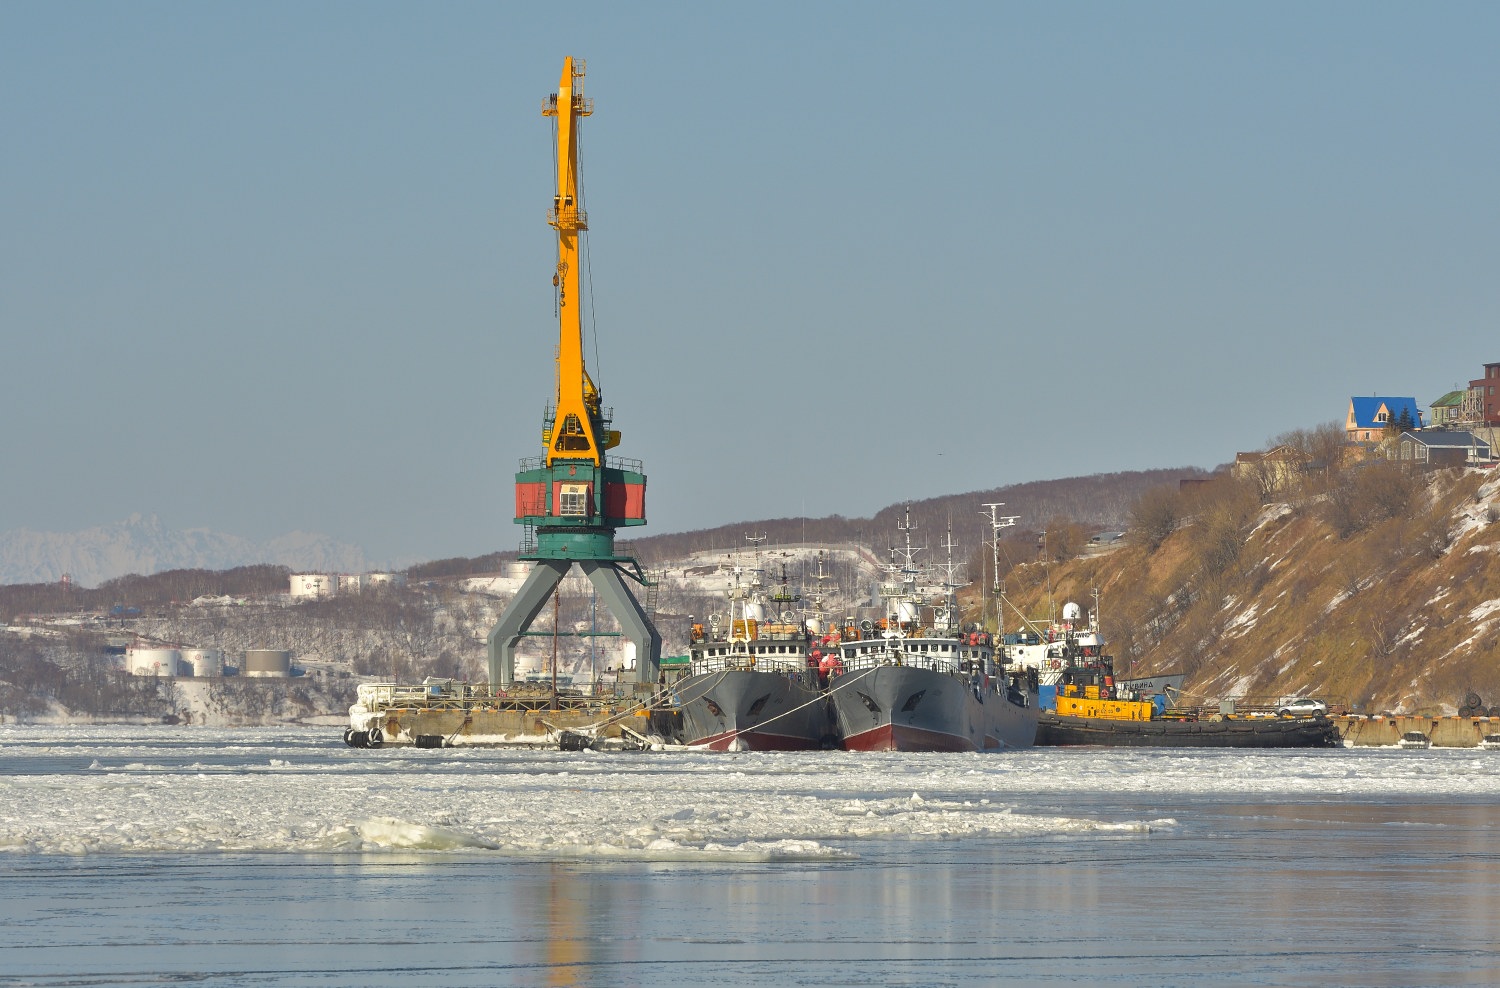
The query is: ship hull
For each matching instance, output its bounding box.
[674,670,835,751]
[831,665,1038,753]
[1036,713,1340,748]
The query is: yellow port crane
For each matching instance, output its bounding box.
[540,56,618,465]
[487,58,659,691]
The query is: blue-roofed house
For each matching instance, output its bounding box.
[1346,397,1424,443]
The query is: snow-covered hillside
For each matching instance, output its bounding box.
[1,543,900,722]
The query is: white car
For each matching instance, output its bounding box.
[1277,698,1328,718]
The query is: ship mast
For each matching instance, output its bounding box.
[933,517,966,634]
[880,506,923,640]
[981,502,1018,634]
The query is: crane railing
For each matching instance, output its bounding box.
[540,94,593,116]
[547,206,589,230]
[517,453,639,473]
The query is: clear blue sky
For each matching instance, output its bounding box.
[4,2,1497,566]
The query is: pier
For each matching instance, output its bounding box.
[1336,714,1499,747]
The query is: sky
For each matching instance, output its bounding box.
[4,2,1498,567]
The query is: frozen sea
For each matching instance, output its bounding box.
[1,727,1498,987]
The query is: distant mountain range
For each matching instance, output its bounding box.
[0,515,368,587]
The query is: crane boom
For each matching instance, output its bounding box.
[541,56,614,466]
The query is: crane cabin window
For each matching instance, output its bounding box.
[558,483,592,517]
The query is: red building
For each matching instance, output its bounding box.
[1463,362,1500,426]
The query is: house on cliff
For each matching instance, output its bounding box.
[1430,390,1467,428]
[1393,430,1493,468]
[1346,396,1423,444]
[1232,445,1308,495]
[1462,362,1500,426]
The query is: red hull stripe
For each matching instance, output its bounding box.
[842,722,976,753]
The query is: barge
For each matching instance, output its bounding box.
[344,679,672,748]
[1037,708,1340,747]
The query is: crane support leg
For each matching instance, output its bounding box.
[485,559,661,687]
[486,559,571,686]
[580,560,661,686]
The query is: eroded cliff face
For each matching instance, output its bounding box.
[985,467,1500,716]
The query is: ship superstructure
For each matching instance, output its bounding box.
[674,539,837,750]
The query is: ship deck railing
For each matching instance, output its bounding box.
[688,654,811,675]
[838,652,964,676]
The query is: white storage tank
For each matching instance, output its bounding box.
[364,572,408,589]
[289,574,336,598]
[338,573,364,594]
[181,648,224,677]
[128,647,180,677]
[243,649,292,678]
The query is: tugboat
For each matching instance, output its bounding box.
[987,581,1339,749]
[673,541,837,750]
[828,510,1038,752]
[1033,641,1340,748]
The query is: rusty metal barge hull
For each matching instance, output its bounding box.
[1036,713,1340,747]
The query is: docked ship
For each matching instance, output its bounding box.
[1028,619,1339,748]
[672,547,837,751]
[988,581,1336,747]
[828,512,1038,752]
[1000,597,1110,692]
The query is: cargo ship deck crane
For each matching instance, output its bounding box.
[487,58,661,689]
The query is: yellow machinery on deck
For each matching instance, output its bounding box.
[1054,684,1155,722]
